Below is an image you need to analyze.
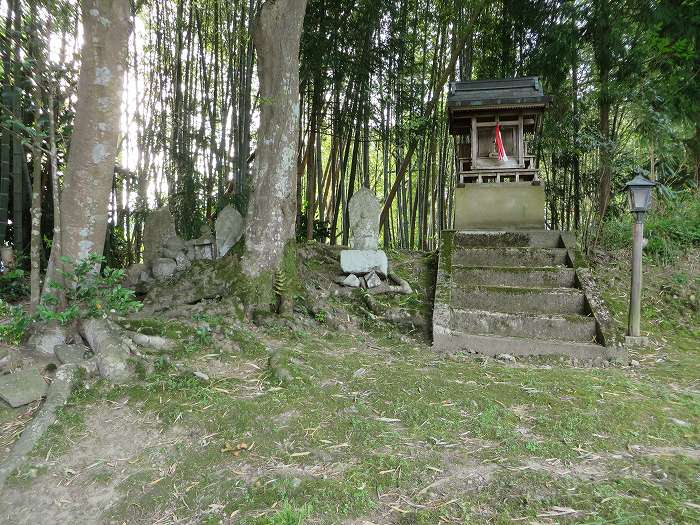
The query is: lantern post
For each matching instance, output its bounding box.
[624,173,656,345]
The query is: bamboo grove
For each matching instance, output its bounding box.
[0,0,698,270]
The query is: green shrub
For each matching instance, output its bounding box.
[0,300,31,345]
[0,254,141,344]
[39,253,142,323]
[600,189,700,263]
[0,268,29,302]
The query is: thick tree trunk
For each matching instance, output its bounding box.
[11,0,24,256]
[57,0,131,270]
[242,0,308,277]
[0,4,11,246]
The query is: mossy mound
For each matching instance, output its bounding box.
[143,240,300,316]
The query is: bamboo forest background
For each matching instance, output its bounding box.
[1,0,698,269]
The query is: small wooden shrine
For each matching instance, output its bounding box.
[447,77,549,230]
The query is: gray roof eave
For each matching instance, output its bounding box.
[447,97,548,109]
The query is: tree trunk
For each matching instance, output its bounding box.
[11,0,24,256]
[30,101,43,312]
[0,3,11,246]
[242,0,308,277]
[56,0,132,271]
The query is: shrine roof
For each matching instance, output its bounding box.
[447,77,548,110]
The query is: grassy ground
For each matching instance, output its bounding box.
[1,244,698,524]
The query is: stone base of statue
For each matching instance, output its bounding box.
[340,249,388,277]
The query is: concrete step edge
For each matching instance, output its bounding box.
[451,284,583,295]
[449,307,593,322]
[432,327,626,361]
[452,264,575,273]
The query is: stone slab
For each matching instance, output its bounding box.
[449,308,597,343]
[452,266,576,288]
[452,247,569,267]
[55,344,91,364]
[215,205,244,257]
[26,323,67,356]
[0,369,48,408]
[449,285,586,315]
[342,274,360,288]
[340,250,388,276]
[142,207,176,267]
[433,327,626,362]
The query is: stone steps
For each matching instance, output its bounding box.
[448,308,597,343]
[450,284,587,315]
[432,230,624,361]
[452,265,577,288]
[452,247,569,267]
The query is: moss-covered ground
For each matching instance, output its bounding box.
[1,244,698,524]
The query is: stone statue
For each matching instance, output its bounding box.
[348,187,381,250]
[340,187,388,277]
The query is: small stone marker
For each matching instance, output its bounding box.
[365,271,382,289]
[142,207,176,267]
[215,205,244,258]
[194,224,216,260]
[0,369,47,408]
[152,258,177,279]
[340,188,389,278]
[342,274,361,288]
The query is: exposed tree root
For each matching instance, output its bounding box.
[80,318,134,383]
[124,331,175,352]
[0,364,78,488]
[0,317,178,489]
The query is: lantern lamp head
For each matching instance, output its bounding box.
[624,173,656,218]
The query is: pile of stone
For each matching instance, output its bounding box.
[338,188,389,288]
[125,205,244,287]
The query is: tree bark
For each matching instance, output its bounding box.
[242,0,308,277]
[57,0,132,270]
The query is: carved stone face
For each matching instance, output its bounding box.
[348,187,381,250]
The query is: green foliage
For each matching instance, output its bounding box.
[296,210,330,243]
[600,189,700,263]
[0,300,31,344]
[0,254,142,344]
[267,502,313,525]
[0,268,29,301]
[313,309,327,323]
[38,253,142,323]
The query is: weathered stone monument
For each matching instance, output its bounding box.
[126,207,241,288]
[340,187,388,277]
[215,205,244,257]
[142,207,177,267]
[193,224,216,260]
